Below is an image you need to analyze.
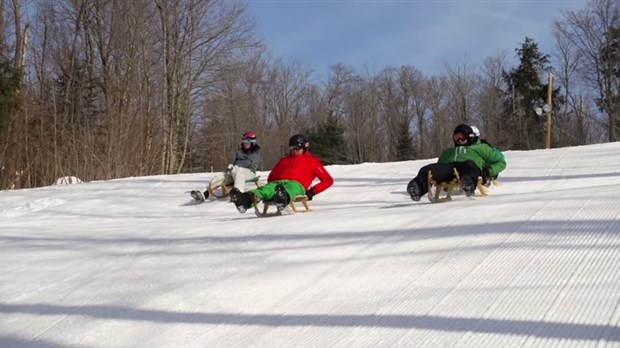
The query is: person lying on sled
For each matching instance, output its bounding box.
[406,123,506,201]
[229,134,334,213]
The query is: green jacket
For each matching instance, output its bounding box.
[437,140,506,177]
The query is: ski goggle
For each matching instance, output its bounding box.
[242,139,256,144]
[289,145,304,151]
[453,133,469,144]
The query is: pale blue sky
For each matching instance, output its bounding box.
[245,0,588,78]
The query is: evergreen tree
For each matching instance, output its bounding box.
[309,113,349,165]
[502,37,562,150]
[395,121,414,161]
[0,59,19,141]
[0,57,21,190]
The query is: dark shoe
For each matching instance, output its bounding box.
[191,190,205,203]
[273,184,290,211]
[407,180,421,201]
[461,177,476,197]
[463,186,475,197]
[230,188,252,213]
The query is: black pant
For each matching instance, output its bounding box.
[408,160,481,196]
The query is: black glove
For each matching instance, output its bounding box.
[482,167,492,185]
[306,187,316,200]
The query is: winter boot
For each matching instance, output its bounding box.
[273,184,290,211]
[461,177,476,197]
[407,179,422,202]
[191,190,206,203]
[229,187,252,213]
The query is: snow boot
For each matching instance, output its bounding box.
[407,179,422,202]
[229,187,252,213]
[273,184,290,211]
[461,177,476,197]
[191,190,207,203]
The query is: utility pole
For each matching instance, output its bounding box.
[546,72,554,149]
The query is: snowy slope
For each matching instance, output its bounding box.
[1,143,620,348]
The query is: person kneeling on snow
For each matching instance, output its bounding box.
[229,134,334,213]
[406,124,506,201]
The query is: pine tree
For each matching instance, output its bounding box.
[502,37,562,150]
[395,121,414,161]
[0,59,19,141]
[310,113,349,165]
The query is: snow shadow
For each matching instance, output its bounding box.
[0,335,68,348]
[1,303,618,342]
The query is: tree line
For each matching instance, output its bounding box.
[1,0,619,190]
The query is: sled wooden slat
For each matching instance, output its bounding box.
[254,194,312,216]
[208,176,261,199]
[289,195,312,213]
[428,169,461,203]
[427,168,491,203]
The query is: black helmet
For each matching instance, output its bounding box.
[289,134,309,150]
[453,124,476,146]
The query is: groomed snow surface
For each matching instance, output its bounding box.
[2,142,620,348]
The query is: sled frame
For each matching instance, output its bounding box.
[208,176,261,199]
[428,169,461,203]
[253,194,312,217]
[427,169,489,203]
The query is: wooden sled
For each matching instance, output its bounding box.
[208,176,261,199]
[427,169,488,203]
[289,195,312,213]
[254,194,312,217]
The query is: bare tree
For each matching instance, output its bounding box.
[477,54,507,146]
[444,59,478,126]
[259,58,313,164]
[553,0,620,142]
[155,0,259,174]
[0,0,30,189]
[196,51,269,171]
[424,75,450,157]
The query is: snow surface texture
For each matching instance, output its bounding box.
[1,143,620,348]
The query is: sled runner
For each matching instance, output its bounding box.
[208,176,261,199]
[253,194,312,217]
[427,169,489,203]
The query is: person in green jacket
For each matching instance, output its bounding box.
[407,123,506,201]
[471,125,504,186]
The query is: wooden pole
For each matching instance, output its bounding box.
[546,72,554,149]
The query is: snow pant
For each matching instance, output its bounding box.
[408,160,482,196]
[250,180,306,202]
[209,166,256,192]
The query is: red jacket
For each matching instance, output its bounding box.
[267,151,334,195]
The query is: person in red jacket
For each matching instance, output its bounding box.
[229,134,334,213]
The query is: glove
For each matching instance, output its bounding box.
[306,187,316,200]
[482,167,492,186]
[482,167,491,179]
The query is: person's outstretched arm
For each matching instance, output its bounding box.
[308,161,334,196]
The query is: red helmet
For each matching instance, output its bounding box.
[242,131,256,143]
